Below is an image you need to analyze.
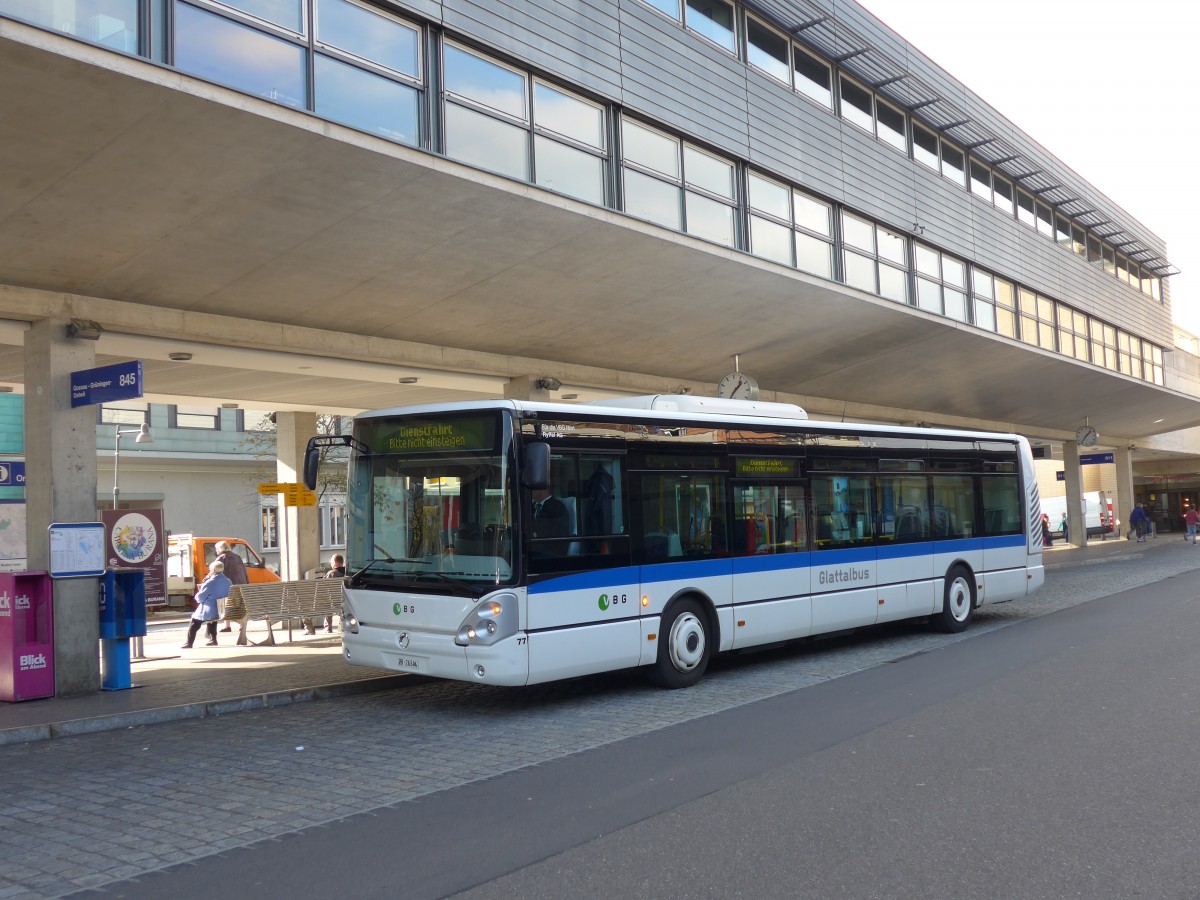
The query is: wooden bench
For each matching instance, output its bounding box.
[223,578,345,646]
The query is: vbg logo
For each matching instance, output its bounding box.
[597,593,628,611]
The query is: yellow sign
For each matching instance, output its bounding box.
[257,482,318,506]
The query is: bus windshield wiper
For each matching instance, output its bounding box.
[351,557,432,579]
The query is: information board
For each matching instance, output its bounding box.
[48,522,106,578]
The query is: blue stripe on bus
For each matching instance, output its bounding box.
[527,532,1029,594]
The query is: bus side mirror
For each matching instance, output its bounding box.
[303,440,321,490]
[523,442,551,490]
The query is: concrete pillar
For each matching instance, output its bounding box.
[275,411,319,581]
[505,375,556,402]
[1062,441,1085,548]
[24,318,100,696]
[1114,446,1136,538]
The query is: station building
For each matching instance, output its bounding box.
[1,0,1198,692]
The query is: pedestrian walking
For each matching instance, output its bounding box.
[183,561,232,648]
[1128,502,1150,543]
[1059,511,1068,543]
[1041,513,1053,547]
[1185,507,1200,544]
[322,553,346,633]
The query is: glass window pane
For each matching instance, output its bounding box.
[1071,226,1087,256]
[1018,288,1037,315]
[877,228,906,266]
[1103,246,1116,275]
[623,120,680,178]
[913,124,938,170]
[795,232,831,278]
[841,212,874,252]
[995,278,1014,307]
[839,76,873,132]
[970,160,991,199]
[843,251,875,292]
[317,0,417,76]
[941,142,965,185]
[624,169,681,230]
[685,191,734,246]
[1087,235,1102,263]
[1019,316,1038,346]
[684,146,734,199]
[174,3,306,109]
[878,263,908,303]
[750,215,793,265]
[445,103,528,179]
[685,0,735,52]
[219,0,301,31]
[915,243,939,277]
[993,175,1014,214]
[6,0,140,50]
[1036,203,1054,237]
[941,255,965,287]
[917,277,941,313]
[793,192,830,235]
[996,307,1016,338]
[444,44,526,120]
[749,173,790,220]
[315,55,418,144]
[1055,215,1072,247]
[1038,321,1056,350]
[641,0,679,18]
[746,17,789,83]
[794,46,831,107]
[534,136,604,204]
[944,289,967,322]
[972,269,994,299]
[876,101,906,152]
[974,299,996,331]
[1017,191,1036,227]
[534,82,604,149]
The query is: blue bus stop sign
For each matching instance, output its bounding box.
[71,361,143,408]
[0,461,24,486]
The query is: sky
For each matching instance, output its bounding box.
[856,0,1200,334]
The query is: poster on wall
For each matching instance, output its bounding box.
[0,501,27,572]
[101,508,168,606]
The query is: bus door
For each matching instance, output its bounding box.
[632,462,732,659]
[729,457,810,649]
[876,465,936,622]
[809,468,878,631]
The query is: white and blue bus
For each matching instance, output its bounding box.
[306,395,1044,688]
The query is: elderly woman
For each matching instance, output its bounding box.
[183,560,232,648]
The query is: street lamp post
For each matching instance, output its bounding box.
[113,423,154,510]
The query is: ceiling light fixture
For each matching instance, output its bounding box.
[168,351,192,361]
[397,376,419,384]
[66,318,103,340]
[534,377,562,392]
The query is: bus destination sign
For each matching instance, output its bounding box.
[736,457,799,477]
[374,417,494,454]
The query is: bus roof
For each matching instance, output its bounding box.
[353,396,1027,445]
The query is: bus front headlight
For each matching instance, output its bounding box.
[456,593,518,647]
[342,603,359,634]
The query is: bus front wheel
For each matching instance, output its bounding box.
[649,599,711,689]
[934,564,975,633]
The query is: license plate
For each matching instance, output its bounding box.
[397,654,427,672]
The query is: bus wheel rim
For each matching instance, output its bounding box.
[669,612,705,672]
[949,576,971,621]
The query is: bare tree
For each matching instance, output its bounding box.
[240,413,350,502]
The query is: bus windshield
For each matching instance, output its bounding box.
[345,413,514,588]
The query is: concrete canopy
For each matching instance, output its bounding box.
[1,22,1198,444]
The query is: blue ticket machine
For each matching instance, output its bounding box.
[99,569,147,691]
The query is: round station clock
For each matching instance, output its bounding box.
[717,372,760,400]
[1075,425,1099,447]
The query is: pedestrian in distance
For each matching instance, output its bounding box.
[1185,507,1200,545]
[1128,502,1150,543]
[215,540,249,632]
[183,561,231,648]
[1041,513,1053,547]
[1060,511,1068,543]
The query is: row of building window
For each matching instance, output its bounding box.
[4,0,1168,388]
[100,402,277,431]
[260,500,343,549]
[638,0,1164,302]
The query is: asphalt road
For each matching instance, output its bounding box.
[88,570,1200,899]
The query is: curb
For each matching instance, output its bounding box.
[0,674,412,748]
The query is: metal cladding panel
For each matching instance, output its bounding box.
[442,0,622,97]
[910,168,977,261]
[618,4,750,155]
[838,126,916,229]
[746,77,845,202]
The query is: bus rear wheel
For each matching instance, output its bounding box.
[934,564,975,633]
[649,599,710,689]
